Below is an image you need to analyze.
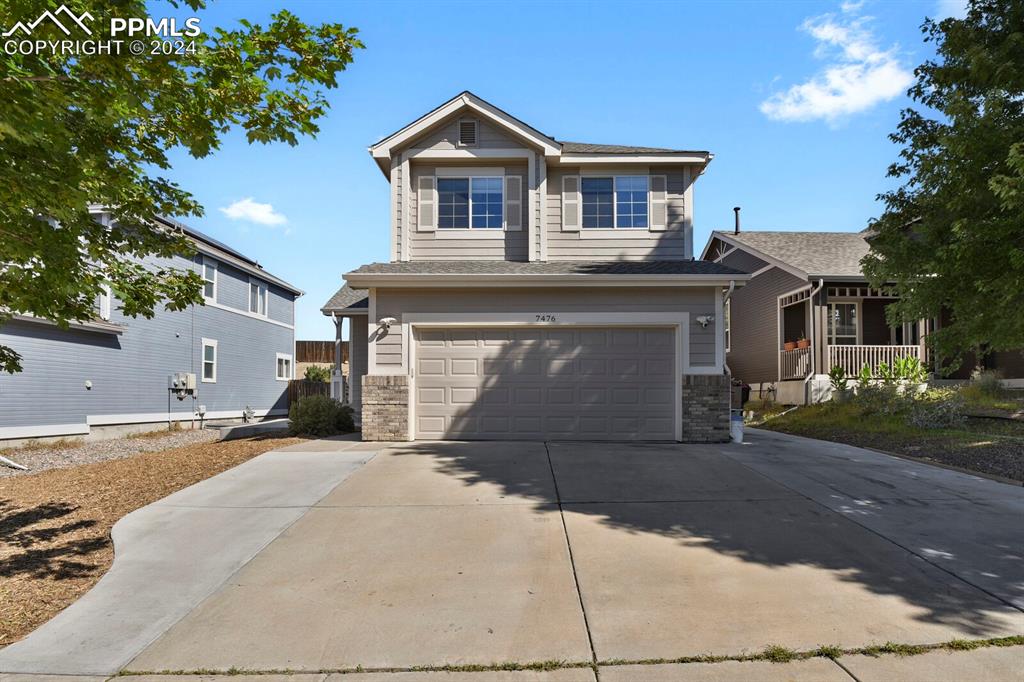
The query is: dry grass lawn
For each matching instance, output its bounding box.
[0,434,303,647]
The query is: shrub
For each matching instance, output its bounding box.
[288,395,354,437]
[854,383,909,415]
[828,365,849,391]
[303,364,332,383]
[856,364,873,390]
[893,355,927,384]
[907,388,966,429]
[971,369,1005,397]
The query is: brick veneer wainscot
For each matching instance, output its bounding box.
[681,374,731,443]
[361,375,411,441]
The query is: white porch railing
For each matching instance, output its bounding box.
[780,347,812,380]
[828,345,921,377]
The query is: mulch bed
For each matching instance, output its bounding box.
[0,434,304,647]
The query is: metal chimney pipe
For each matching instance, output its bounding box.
[733,207,741,235]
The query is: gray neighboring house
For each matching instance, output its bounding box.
[0,212,302,444]
[323,91,748,442]
[700,225,1024,405]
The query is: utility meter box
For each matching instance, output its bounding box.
[168,372,197,393]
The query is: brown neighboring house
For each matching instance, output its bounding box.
[701,227,1023,404]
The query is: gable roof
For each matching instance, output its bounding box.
[321,284,368,315]
[368,92,712,175]
[705,230,872,279]
[370,91,561,161]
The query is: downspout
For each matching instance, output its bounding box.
[803,278,825,404]
[722,280,736,375]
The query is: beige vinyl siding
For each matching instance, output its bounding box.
[721,248,807,384]
[350,315,369,409]
[393,156,402,259]
[408,117,523,150]
[371,286,718,371]
[408,162,529,261]
[716,247,767,274]
[545,165,693,261]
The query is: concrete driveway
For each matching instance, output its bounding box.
[1,430,1021,680]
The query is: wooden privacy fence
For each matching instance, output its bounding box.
[288,379,331,404]
[296,340,346,364]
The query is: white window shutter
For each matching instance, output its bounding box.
[417,176,436,232]
[562,175,580,232]
[504,175,523,231]
[649,175,668,231]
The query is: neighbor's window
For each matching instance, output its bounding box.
[249,279,268,316]
[276,353,292,381]
[437,177,503,229]
[828,303,858,345]
[582,176,648,229]
[202,258,217,301]
[202,339,217,383]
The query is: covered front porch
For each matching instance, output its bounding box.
[777,283,927,384]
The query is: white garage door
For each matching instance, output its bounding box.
[414,327,676,440]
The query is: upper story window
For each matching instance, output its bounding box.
[582,176,649,229]
[201,257,217,301]
[437,177,503,229]
[249,278,268,316]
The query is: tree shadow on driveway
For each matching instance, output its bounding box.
[383,440,1024,645]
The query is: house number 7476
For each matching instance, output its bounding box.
[535,314,557,322]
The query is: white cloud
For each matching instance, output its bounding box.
[759,3,913,124]
[219,197,288,226]
[934,0,968,19]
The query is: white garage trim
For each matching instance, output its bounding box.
[402,311,691,441]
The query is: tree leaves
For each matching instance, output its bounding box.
[0,1,363,373]
[863,0,1024,372]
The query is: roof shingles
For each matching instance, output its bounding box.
[720,231,871,278]
[347,260,745,276]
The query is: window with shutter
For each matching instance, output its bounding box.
[562,175,580,231]
[417,176,436,231]
[504,175,522,231]
[458,119,478,146]
[649,175,668,231]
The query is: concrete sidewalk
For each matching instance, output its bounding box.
[0,437,377,676]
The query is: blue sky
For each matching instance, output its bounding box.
[162,0,965,341]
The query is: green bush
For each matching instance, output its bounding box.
[288,395,354,437]
[303,364,332,382]
[828,365,849,391]
[908,389,966,429]
[970,369,1005,397]
[854,383,908,415]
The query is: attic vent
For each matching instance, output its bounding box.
[458,119,478,146]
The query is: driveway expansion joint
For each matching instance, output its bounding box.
[544,441,600,679]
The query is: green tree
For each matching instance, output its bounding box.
[863,0,1024,370]
[0,1,362,372]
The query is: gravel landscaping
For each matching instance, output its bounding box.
[0,428,219,478]
[0,433,303,646]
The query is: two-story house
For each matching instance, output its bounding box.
[322,92,747,442]
[0,212,302,444]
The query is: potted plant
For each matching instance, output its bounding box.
[829,365,852,402]
[784,340,798,351]
[797,332,810,349]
